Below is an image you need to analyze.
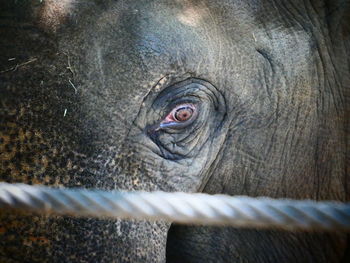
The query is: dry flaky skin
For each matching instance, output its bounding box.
[0,0,349,262]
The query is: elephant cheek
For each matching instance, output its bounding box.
[53,219,172,263]
[110,220,171,262]
[0,211,171,262]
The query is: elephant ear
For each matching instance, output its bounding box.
[328,0,350,159]
[324,0,350,35]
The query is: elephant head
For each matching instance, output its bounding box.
[0,0,349,262]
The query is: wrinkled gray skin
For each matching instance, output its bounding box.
[0,0,349,262]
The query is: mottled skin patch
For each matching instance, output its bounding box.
[1,0,350,262]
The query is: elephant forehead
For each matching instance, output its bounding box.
[62,2,223,131]
[78,0,223,81]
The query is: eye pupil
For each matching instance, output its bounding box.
[174,107,193,122]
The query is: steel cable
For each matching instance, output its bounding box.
[0,182,349,231]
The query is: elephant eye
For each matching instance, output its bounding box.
[159,103,198,129]
[141,78,227,160]
[173,105,194,122]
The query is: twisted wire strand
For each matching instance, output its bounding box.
[0,182,349,231]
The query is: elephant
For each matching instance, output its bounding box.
[0,0,349,262]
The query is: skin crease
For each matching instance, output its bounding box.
[0,0,349,262]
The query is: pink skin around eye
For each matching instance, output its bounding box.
[162,110,177,123]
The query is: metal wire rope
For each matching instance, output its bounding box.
[0,182,349,231]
